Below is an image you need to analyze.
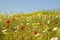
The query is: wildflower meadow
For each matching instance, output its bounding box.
[0,11,60,40]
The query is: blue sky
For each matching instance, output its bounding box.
[0,0,60,13]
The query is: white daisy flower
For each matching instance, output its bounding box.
[50,37,58,40]
[27,17,29,19]
[47,20,50,24]
[43,30,46,32]
[26,23,29,25]
[35,34,40,37]
[15,25,20,30]
[14,30,17,32]
[53,27,57,31]
[2,29,7,32]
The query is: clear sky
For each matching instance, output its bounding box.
[0,0,60,13]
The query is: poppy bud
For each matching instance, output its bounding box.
[34,31,38,35]
[21,26,25,30]
[12,17,15,21]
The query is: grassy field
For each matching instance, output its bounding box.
[0,11,60,40]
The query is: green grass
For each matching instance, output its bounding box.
[0,11,60,40]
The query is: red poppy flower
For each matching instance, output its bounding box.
[21,26,25,31]
[34,31,38,35]
[6,20,10,24]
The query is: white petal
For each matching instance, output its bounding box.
[43,30,46,32]
[27,17,29,18]
[2,29,7,32]
[35,34,40,37]
[14,30,17,32]
[50,37,58,40]
[53,27,57,31]
[47,20,50,24]
[26,23,29,25]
